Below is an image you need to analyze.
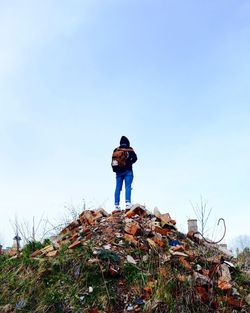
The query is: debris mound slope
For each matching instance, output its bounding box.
[0,205,249,313]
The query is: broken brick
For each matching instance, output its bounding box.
[125,204,146,218]
[159,267,168,277]
[30,249,43,258]
[154,226,172,236]
[88,309,100,313]
[8,249,17,257]
[67,219,80,230]
[201,269,209,277]
[68,240,82,249]
[154,209,176,225]
[195,286,209,302]
[218,279,232,290]
[70,233,79,241]
[79,211,95,225]
[152,236,165,247]
[92,211,103,221]
[124,234,138,245]
[46,250,58,257]
[147,238,157,248]
[176,274,187,282]
[143,287,152,299]
[85,233,92,240]
[222,296,244,308]
[109,265,119,277]
[124,222,140,236]
[179,256,192,271]
[40,245,54,255]
[172,245,185,252]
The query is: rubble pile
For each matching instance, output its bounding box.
[1,205,249,312]
[24,204,249,312]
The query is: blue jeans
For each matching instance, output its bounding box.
[114,170,134,205]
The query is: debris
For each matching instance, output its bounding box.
[126,303,134,311]
[126,255,137,265]
[245,294,250,306]
[193,272,211,286]
[5,205,248,312]
[169,239,182,246]
[46,250,58,257]
[125,204,146,218]
[179,256,192,271]
[169,250,188,257]
[15,299,25,310]
[68,240,82,249]
[103,244,111,250]
[124,221,141,236]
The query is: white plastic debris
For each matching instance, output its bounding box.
[126,304,134,311]
[126,255,137,265]
[103,244,111,250]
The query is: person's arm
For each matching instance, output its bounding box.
[128,149,137,164]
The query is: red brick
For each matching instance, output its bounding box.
[195,286,209,302]
[142,287,152,299]
[86,233,92,239]
[125,205,146,218]
[222,296,244,308]
[152,236,165,247]
[124,222,140,236]
[155,211,175,225]
[172,245,185,252]
[217,279,232,290]
[70,233,79,241]
[67,219,80,230]
[179,256,192,271]
[109,266,119,277]
[40,245,54,254]
[83,227,91,233]
[124,234,138,245]
[176,274,187,282]
[31,249,43,258]
[154,226,172,236]
[46,250,58,257]
[68,240,82,249]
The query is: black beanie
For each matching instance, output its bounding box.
[120,136,130,147]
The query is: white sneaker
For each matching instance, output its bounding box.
[125,202,132,209]
[115,205,121,210]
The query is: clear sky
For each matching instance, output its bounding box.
[0,0,249,247]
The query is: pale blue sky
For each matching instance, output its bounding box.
[0,0,250,246]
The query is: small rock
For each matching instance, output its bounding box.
[245,294,250,306]
[0,304,14,313]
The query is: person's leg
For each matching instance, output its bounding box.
[114,173,124,207]
[124,170,134,205]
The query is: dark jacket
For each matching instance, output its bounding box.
[113,136,137,172]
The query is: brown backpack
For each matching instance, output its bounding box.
[111,147,134,172]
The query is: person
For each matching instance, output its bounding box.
[112,136,137,210]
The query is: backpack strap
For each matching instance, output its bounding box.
[116,147,134,152]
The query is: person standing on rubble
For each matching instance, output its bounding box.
[111,136,137,210]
